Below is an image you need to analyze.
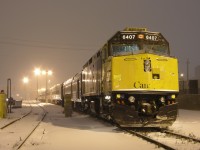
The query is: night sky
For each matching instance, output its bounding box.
[0,0,199,99]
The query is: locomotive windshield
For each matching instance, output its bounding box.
[110,31,170,56]
[112,43,140,56]
[143,41,169,55]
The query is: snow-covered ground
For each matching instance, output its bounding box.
[20,103,160,150]
[0,101,200,150]
[169,109,200,139]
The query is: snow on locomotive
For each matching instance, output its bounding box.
[63,27,179,128]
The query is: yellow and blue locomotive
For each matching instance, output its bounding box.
[64,27,179,128]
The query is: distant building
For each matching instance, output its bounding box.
[195,65,200,79]
[179,66,200,94]
[179,80,199,94]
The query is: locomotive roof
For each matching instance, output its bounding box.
[108,27,167,43]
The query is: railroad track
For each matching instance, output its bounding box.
[0,102,32,129]
[73,110,200,149]
[90,113,200,149]
[15,102,47,150]
[0,100,47,150]
[122,127,200,150]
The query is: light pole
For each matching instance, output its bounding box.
[34,68,41,100]
[23,77,29,100]
[42,70,52,102]
[186,59,190,94]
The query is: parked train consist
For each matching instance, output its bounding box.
[43,27,179,128]
[38,84,63,105]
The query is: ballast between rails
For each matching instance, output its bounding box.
[124,128,200,150]
[124,129,175,150]
[15,103,48,150]
[162,130,200,143]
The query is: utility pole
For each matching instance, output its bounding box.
[186,58,190,93]
[7,78,12,113]
[187,58,189,82]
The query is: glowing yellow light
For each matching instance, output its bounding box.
[138,34,144,39]
[34,68,41,76]
[23,77,29,84]
[48,70,53,75]
[171,95,176,99]
[116,94,121,99]
[42,70,46,75]
[41,70,53,75]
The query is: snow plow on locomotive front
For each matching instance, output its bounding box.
[111,93,178,128]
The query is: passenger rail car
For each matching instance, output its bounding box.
[66,27,179,128]
[37,88,46,102]
[63,73,82,109]
[49,84,63,105]
[37,84,63,105]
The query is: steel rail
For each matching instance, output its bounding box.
[15,103,47,150]
[162,130,200,143]
[0,103,32,129]
[76,110,200,149]
[123,128,176,150]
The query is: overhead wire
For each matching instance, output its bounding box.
[0,36,99,51]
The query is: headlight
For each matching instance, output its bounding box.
[171,95,176,99]
[128,96,135,103]
[116,94,125,99]
[144,59,150,65]
[116,94,121,99]
[105,96,111,100]
[160,97,165,103]
[144,60,151,72]
[167,95,176,100]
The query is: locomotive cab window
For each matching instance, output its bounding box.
[111,41,169,57]
[143,41,169,56]
[111,43,141,56]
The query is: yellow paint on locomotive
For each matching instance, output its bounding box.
[112,53,179,92]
